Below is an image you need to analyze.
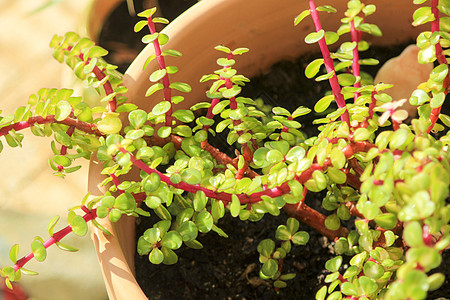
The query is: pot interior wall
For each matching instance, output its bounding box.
[123,0,421,112]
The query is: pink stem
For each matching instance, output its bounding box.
[119,141,375,204]
[0,115,103,137]
[147,17,173,127]
[309,0,350,127]
[74,50,117,113]
[92,66,117,112]
[14,208,97,271]
[350,20,361,101]
[57,125,75,172]
[428,0,449,133]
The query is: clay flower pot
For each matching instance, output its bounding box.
[88,0,422,299]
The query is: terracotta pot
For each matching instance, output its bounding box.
[88,0,422,299]
[83,0,123,39]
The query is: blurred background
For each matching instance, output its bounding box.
[0,0,199,298]
[0,0,107,299]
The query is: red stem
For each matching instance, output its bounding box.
[428,0,449,133]
[147,17,173,127]
[57,125,75,172]
[0,115,103,137]
[14,208,97,271]
[74,50,117,113]
[350,19,362,101]
[309,0,350,127]
[91,66,117,112]
[284,201,349,240]
[119,141,374,204]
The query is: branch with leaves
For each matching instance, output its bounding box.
[0,1,449,298]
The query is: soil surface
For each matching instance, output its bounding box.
[134,47,450,299]
[97,2,450,299]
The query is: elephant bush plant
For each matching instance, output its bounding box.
[1,0,449,299]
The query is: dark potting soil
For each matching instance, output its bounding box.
[134,47,450,299]
[97,0,197,73]
[97,3,449,299]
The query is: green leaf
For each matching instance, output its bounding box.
[374,213,397,230]
[69,214,88,236]
[115,193,136,212]
[273,280,287,289]
[327,167,347,184]
[55,241,79,252]
[316,286,327,300]
[217,58,235,67]
[325,214,341,230]
[54,130,71,146]
[211,199,225,221]
[230,194,241,217]
[9,245,19,263]
[430,92,445,108]
[389,128,409,149]
[384,231,397,247]
[363,260,385,279]
[257,239,275,258]
[427,273,445,291]
[149,248,164,264]
[146,83,164,96]
[294,10,311,25]
[314,94,334,113]
[409,89,430,106]
[418,45,436,64]
[291,231,309,245]
[108,209,122,222]
[180,169,202,185]
[325,256,342,272]
[195,211,213,233]
[149,69,167,82]
[325,31,339,45]
[153,17,169,24]
[266,149,284,164]
[317,5,337,13]
[86,46,108,58]
[412,6,435,26]
[276,225,292,241]
[31,239,47,262]
[161,247,178,265]
[172,109,194,123]
[97,113,122,135]
[305,59,324,78]
[152,101,171,116]
[134,20,148,32]
[55,100,72,121]
[177,221,198,242]
[353,127,370,142]
[222,85,241,98]
[404,221,424,247]
[359,276,378,295]
[305,30,325,44]
[341,282,357,296]
[137,8,156,18]
[262,259,278,277]
[337,73,356,86]
[158,33,169,45]
[157,126,171,138]
[161,231,183,250]
[193,191,207,211]
[162,49,182,57]
[330,147,346,169]
[170,82,192,93]
[47,215,60,236]
[142,33,158,44]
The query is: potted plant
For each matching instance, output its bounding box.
[1,0,449,299]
